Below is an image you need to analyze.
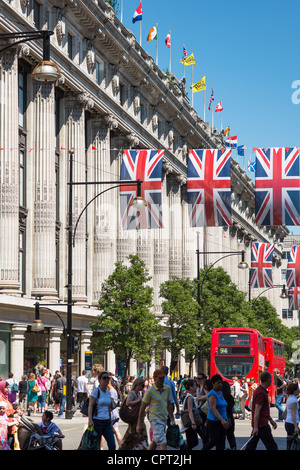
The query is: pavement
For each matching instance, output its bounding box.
[21,405,289,452]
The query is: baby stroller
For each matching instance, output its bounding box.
[18,415,62,450]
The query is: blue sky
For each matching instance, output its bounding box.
[119,0,300,234]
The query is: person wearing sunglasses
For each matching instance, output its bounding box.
[88,371,115,450]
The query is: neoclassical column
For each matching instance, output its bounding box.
[49,328,63,375]
[65,94,88,303]
[0,51,20,293]
[11,324,27,381]
[31,81,57,297]
[169,174,183,278]
[107,350,116,373]
[85,117,114,305]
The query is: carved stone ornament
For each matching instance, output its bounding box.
[76,92,94,110]
[102,114,119,130]
[111,74,119,95]
[126,133,139,148]
[20,0,29,7]
[86,42,95,71]
[152,114,158,132]
[56,14,66,43]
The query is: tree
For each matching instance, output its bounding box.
[105,0,119,13]
[159,277,199,375]
[90,254,163,386]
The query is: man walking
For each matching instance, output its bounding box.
[245,371,278,450]
[56,371,67,417]
[274,369,286,422]
[75,370,89,412]
[160,366,180,420]
[136,369,175,450]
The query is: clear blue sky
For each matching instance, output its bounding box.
[119,0,300,234]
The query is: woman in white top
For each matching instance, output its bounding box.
[88,371,115,450]
[284,382,299,450]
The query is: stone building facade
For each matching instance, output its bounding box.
[0,0,289,380]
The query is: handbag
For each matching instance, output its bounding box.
[181,394,202,428]
[78,426,100,450]
[81,388,100,417]
[119,397,140,424]
[32,381,40,393]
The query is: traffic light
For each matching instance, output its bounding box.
[71,335,79,354]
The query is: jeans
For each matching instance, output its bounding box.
[58,393,66,416]
[93,419,116,450]
[275,394,284,420]
[202,420,226,450]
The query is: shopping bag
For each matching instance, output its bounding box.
[288,433,300,450]
[233,398,242,414]
[166,424,180,449]
[78,426,100,450]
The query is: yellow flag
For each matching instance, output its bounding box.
[190,76,206,92]
[181,53,195,66]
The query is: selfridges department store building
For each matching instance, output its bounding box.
[0,0,289,381]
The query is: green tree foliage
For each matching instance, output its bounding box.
[159,277,199,374]
[105,0,119,13]
[90,254,163,381]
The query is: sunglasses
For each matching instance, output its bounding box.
[101,376,110,380]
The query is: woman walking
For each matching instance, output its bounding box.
[284,382,299,450]
[27,373,38,416]
[88,371,116,450]
[180,379,200,450]
[119,377,148,450]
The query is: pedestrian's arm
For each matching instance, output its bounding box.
[187,396,196,429]
[167,399,174,423]
[136,401,147,434]
[88,395,96,427]
[252,403,262,434]
[291,402,298,433]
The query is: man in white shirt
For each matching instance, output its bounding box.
[76,370,89,411]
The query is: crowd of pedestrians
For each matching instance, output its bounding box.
[1,364,300,450]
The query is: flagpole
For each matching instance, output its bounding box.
[203,79,206,121]
[140,21,142,46]
[156,22,158,66]
[169,29,171,73]
[121,0,123,22]
[192,64,194,108]
[220,110,223,131]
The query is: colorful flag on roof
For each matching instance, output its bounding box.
[288,287,300,310]
[248,160,256,173]
[182,44,187,61]
[132,2,143,23]
[181,52,195,66]
[286,245,300,287]
[147,25,157,41]
[223,126,230,136]
[165,30,171,48]
[208,88,214,111]
[225,136,237,148]
[187,148,232,227]
[250,242,274,288]
[120,149,164,230]
[237,145,245,156]
[190,76,206,92]
[215,101,223,112]
[254,147,300,226]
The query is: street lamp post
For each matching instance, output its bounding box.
[35,149,145,419]
[195,234,249,372]
[250,284,287,307]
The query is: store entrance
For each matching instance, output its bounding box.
[24,348,47,376]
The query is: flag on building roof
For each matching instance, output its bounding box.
[208,88,214,111]
[250,242,274,288]
[215,101,223,112]
[187,148,232,227]
[190,76,206,92]
[165,30,171,48]
[147,25,157,41]
[223,126,230,136]
[237,145,245,156]
[182,44,187,61]
[286,245,300,287]
[248,159,256,173]
[120,149,164,230]
[288,287,300,310]
[225,136,237,148]
[181,52,195,66]
[132,2,143,23]
[254,147,300,226]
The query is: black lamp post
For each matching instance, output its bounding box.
[250,284,287,307]
[35,149,145,419]
[195,233,249,372]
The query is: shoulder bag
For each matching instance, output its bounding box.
[119,392,141,424]
[181,394,202,428]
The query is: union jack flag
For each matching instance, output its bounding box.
[208,88,214,110]
[288,287,300,310]
[255,147,300,226]
[250,242,274,288]
[120,149,163,230]
[286,245,300,287]
[187,149,232,227]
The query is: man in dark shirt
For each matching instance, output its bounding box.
[245,371,278,450]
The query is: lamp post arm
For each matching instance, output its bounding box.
[0,30,53,55]
[251,284,286,307]
[72,180,143,247]
[34,302,66,331]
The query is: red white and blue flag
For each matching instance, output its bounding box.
[132,2,143,23]
[182,44,187,61]
[120,149,163,230]
[208,88,214,110]
[250,242,274,288]
[225,136,237,148]
[288,287,300,310]
[187,149,232,227]
[286,245,300,287]
[254,147,300,226]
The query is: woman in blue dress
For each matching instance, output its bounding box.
[27,373,38,416]
[202,374,229,450]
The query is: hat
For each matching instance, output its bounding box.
[153,369,165,378]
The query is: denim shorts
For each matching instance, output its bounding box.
[150,419,167,445]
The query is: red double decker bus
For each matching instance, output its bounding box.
[210,327,285,404]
